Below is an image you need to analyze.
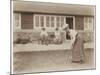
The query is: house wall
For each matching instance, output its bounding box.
[13,12,94,43]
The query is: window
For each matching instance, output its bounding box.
[35,16,39,27]
[84,17,94,30]
[56,17,61,28]
[40,16,44,27]
[51,16,55,27]
[46,16,50,27]
[34,15,62,29]
[13,13,21,30]
[34,14,74,30]
[61,17,65,27]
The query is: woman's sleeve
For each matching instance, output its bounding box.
[70,31,77,45]
[71,35,75,45]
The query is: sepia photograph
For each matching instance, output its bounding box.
[12,0,96,74]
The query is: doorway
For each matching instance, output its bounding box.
[66,17,74,29]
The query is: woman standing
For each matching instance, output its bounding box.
[63,24,85,64]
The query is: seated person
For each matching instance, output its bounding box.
[54,28,62,44]
[40,28,48,45]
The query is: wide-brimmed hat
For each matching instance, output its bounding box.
[62,24,69,30]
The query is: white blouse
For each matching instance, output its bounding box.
[40,31,48,37]
[54,31,61,38]
[69,29,78,45]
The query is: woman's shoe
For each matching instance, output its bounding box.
[72,60,84,64]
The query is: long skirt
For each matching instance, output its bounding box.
[72,34,85,62]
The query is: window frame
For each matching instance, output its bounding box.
[84,17,94,31]
[13,13,21,31]
[34,14,75,30]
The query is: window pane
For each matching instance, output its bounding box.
[84,17,89,30]
[84,17,94,30]
[14,13,21,30]
[35,16,39,27]
[89,18,94,30]
[40,16,44,27]
[56,17,60,27]
[51,16,54,27]
[16,20,20,27]
[15,13,20,20]
[46,16,50,27]
[61,17,64,27]
[89,18,92,23]
[84,17,88,23]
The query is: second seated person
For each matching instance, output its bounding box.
[54,28,62,44]
[40,28,48,45]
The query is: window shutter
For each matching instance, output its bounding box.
[21,13,33,29]
[75,16,84,30]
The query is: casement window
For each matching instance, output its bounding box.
[13,13,21,30]
[46,16,50,27]
[56,16,61,28]
[35,15,39,27]
[51,16,55,27]
[40,16,44,27]
[84,17,94,31]
[34,14,75,30]
[61,16,65,27]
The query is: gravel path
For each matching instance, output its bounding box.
[13,49,95,74]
